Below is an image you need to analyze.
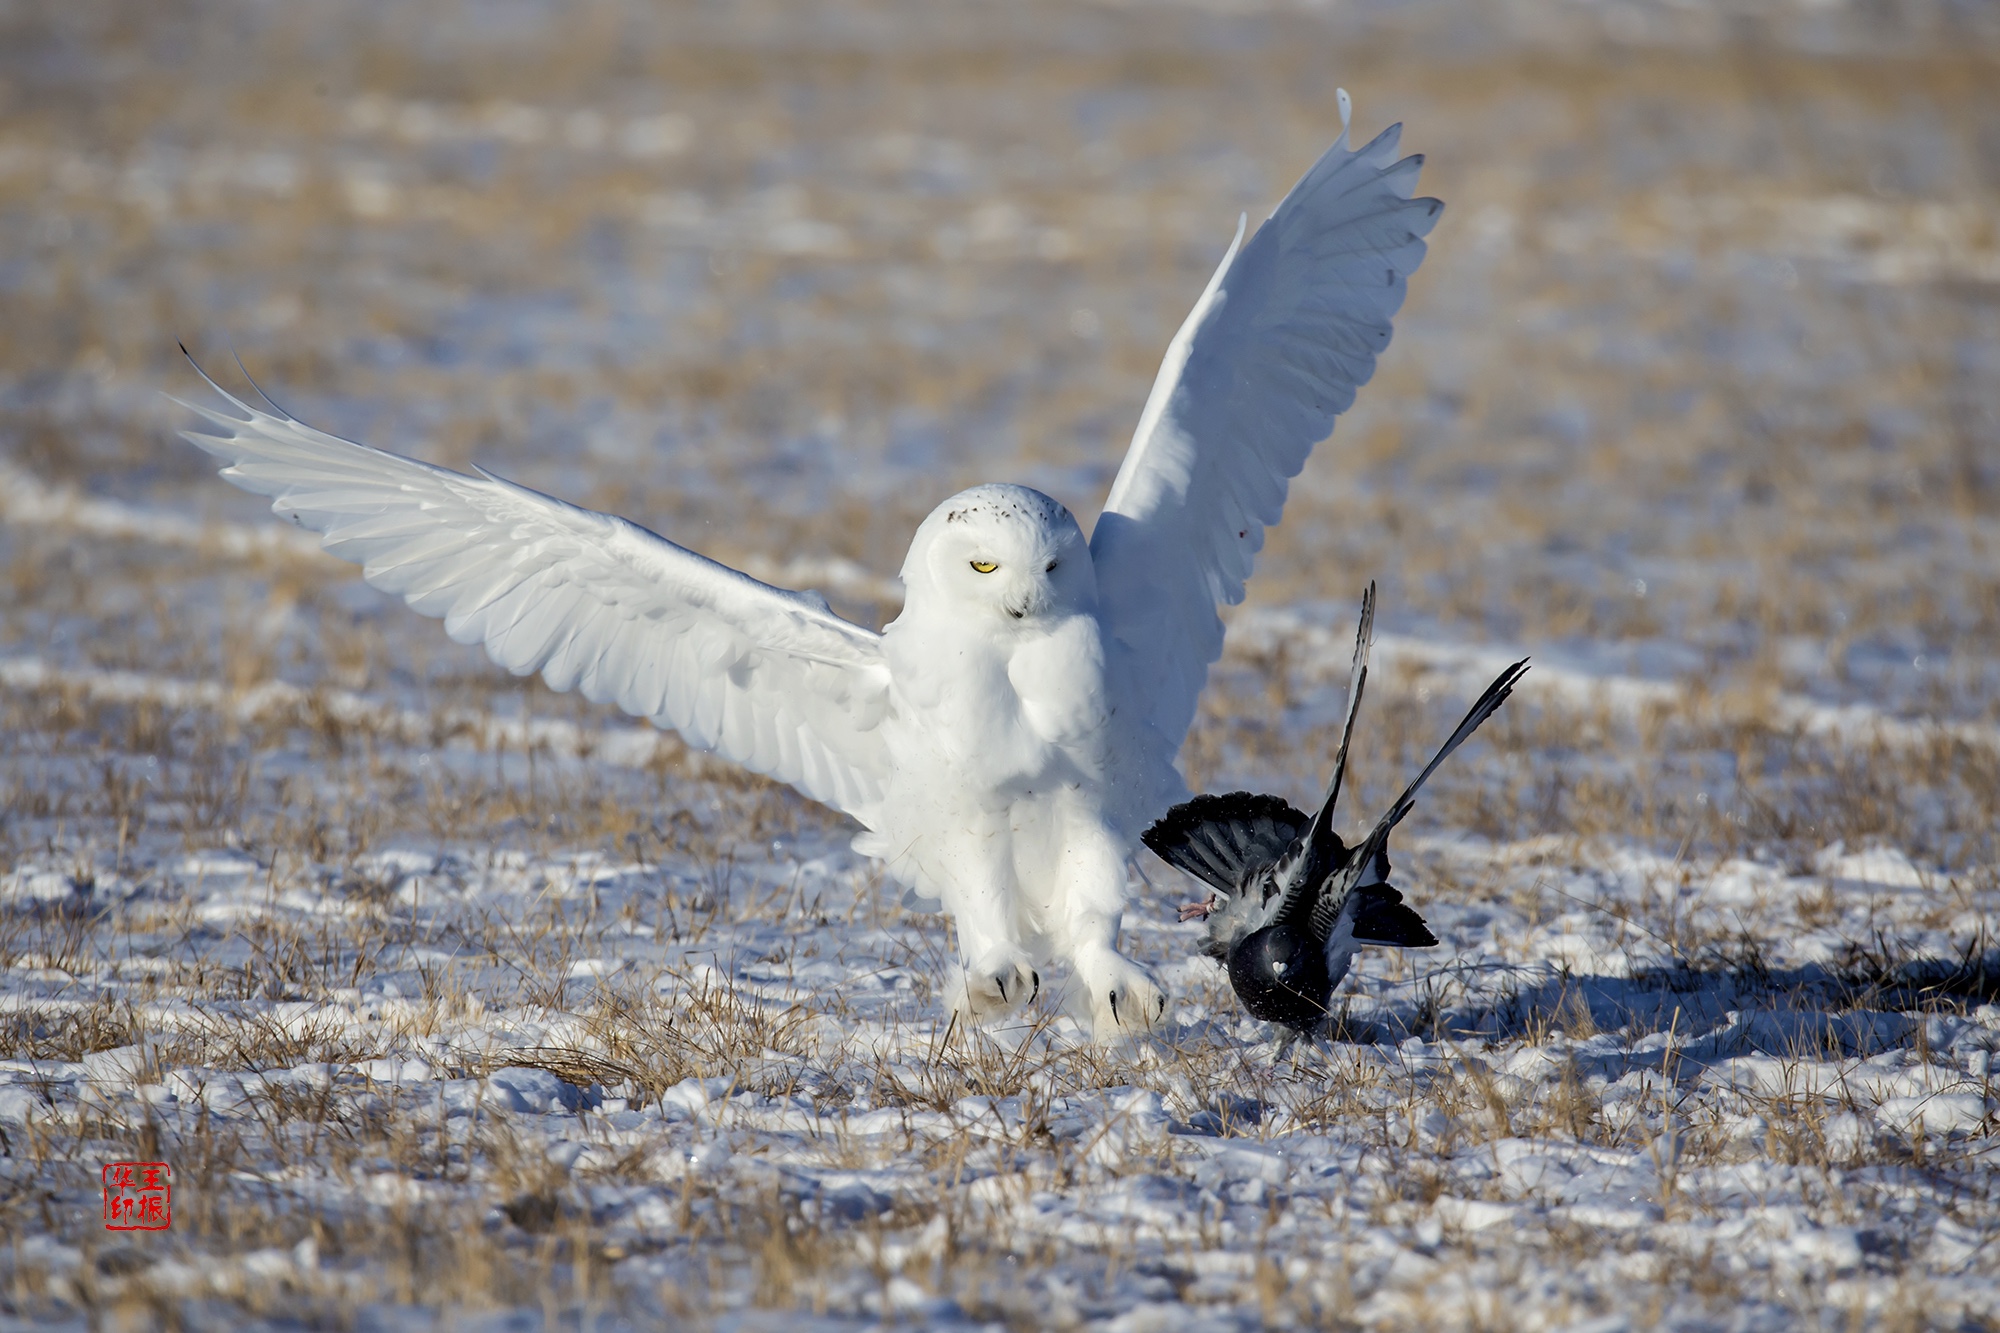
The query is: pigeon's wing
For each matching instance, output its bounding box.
[1313,881,1437,949]
[174,365,894,821]
[1267,581,1376,906]
[1373,658,1531,839]
[1320,581,1376,819]
[1349,886,1437,947]
[1317,657,1531,926]
[1141,791,1309,894]
[1309,658,1527,941]
[1091,95,1440,752]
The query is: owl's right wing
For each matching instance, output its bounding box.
[176,365,894,821]
[1091,95,1440,755]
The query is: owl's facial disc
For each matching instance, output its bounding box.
[902,483,1096,625]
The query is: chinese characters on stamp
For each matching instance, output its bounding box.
[103,1162,172,1230]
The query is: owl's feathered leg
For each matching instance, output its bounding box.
[1042,817,1165,1039]
[922,823,1041,1025]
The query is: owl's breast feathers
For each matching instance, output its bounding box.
[1007,613,1112,752]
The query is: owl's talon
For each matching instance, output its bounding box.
[954,952,1041,1023]
[1079,953,1166,1040]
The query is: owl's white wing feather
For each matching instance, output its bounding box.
[1091,103,1440,752]
[176,370,893,820]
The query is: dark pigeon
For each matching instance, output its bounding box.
[1144,584,1529,1036]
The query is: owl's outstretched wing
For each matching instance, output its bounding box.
[1091,94,1440,753]
[175,361,893,820]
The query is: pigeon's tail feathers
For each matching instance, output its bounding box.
[1142,791,1309,895]
[1347,884,1437,948]
[1380,657,1530,832]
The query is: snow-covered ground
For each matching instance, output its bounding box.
[3,752,1996,1328]
[3,1,1997,1327]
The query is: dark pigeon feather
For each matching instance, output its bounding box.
[1345,884,1437,947]
[1265,581,1374,914]
[1142,791,1307,895]
[1306,655,1530,942]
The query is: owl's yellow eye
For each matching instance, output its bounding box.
[969,559,998,574]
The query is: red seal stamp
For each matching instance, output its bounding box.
[103,1162,172,1230]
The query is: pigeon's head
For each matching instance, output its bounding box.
[901,484,1095,625]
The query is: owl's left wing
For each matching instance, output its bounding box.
[175,365,894,820]
[1091,94,1440,754]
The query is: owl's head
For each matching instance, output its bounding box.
[899,484,1096,625]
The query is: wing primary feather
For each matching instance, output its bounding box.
[1380,658,1531,831]
[178,342,235,408]
[171,350,895,823]
[1261,584,1376,922]
[228,346,299,421]
[1319,582,1375,822]
[1305,657,1528,940]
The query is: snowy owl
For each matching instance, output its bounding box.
[175,94,1440,1038]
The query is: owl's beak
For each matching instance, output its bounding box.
[1002,576,1055,621]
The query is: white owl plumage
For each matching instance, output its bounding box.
[176,95,1440,1037]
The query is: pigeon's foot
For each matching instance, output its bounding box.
[952,950,1041,1023]
[1269,1025,1333,1065]
[1078,951,1167,1040]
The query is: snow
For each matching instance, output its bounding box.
[2,809,1994,1326]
